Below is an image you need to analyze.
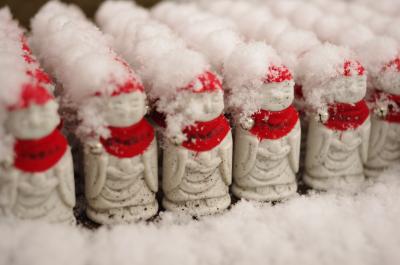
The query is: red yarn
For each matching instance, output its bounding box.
[100,118,155,158]
[183,71,223,93]
[324,100,369,131]
[264,65,293,83]
[8,84,53,110]
[250,106,299,140]
[343,60,365,77]
[182,115,230,152]
[14,129,68,173]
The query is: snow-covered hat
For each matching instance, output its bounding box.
[182,71,222,93]
[356,37,399,89]
[273,29,321,77]
[298,43,364,106]
[223,42,290,118]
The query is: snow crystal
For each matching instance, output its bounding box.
[2,166,400,265]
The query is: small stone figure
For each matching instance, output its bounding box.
[232,65,300,201]
[304,58,371,191]
[84,79,158,224]
[0,84,76,223]
[365,57,400,178]
[162,72,232,216]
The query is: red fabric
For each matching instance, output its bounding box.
[383,57,400,72]
[371,90,400,123]
[182,115,230,152]
[249,106,299,140]
[20,35,32,54]
[26,69,52,85]
[8,84,53,110]
[264,65,292,83]
[343,60,365,77]
[14,129,68,173]
[111,79,144,96]
[100,118,155,158]
[183,71,223,93]
[324,100,369,131]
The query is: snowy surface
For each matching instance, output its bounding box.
[1,165,400,265]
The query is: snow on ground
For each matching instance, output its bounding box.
[1,165,400,265]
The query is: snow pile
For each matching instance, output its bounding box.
[268,0,300,17]
[152,2,240,72]
[356,37,400,91]
[0,7,52,162]
[272,29,321,77]
[96,1,211,141]
[153,2,293,122]
[313,15,352,43]
[336,23,375,50]
[290,3,323,31]
[385,19,400,43]
[2,165,400,265]
[297,43,358,108]
[31,0,142,140]
[223,42,286,121]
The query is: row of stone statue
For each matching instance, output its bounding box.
[2,54,399,225]
[1,2,399,226]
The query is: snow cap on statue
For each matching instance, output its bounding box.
[223,42,291,119]
[182,71,222,93]
[356,37,400,90]
[297,43,364,107]
[273,29,321,78]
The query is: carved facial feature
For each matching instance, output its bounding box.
[260,80,294,111]
[183,90,224,122]
[5,100,60,140]
[327,75,366,104]
[103,91,146,127]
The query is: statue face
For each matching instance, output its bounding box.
[260,80,294,111]
[328,75,366,104]
[183,90,224,122]
[103,91,146,127]
[5,100,60,140]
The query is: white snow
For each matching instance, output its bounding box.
[30,0,142,140]
[290,3,323,31]
[96,1,211,140]
[297,43,355,107]
[2,165,400,265]
[223,42,283,120]
[356,36,399,88]
[0,7,41,161]
[272,29,320,76]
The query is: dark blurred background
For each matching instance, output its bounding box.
[0,0,161,27]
